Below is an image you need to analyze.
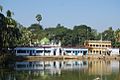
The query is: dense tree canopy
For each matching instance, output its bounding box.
[0,12,21,50]
[0,6,120,49]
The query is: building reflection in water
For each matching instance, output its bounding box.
[15,60,88,75]
[15,60,120,76]
[88,60,120,75]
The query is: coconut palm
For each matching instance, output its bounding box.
[36,14,42,24]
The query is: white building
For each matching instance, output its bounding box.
[15,37,88,56]
[63,48,88,56]
[107,48,119,55]
[15,37,63,56]
[15,46,63,56]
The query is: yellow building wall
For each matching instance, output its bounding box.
[84,40,111,55]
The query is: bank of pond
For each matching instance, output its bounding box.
[0,45,120,63]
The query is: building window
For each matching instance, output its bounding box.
[27,50,29,53]
[96,45,98,47]
[90,50,92,53]
[90,44,92,47]
[17,50,26,53]
[44,50,51,53]
[100,51,101,54]
[96,51,98,53]
[33,50,35,53]
[66,51,71,53]
[108,45,111,47]
[36,50,43,53]
[102,45,104,47]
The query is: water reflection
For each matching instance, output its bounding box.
[88,60,120,75]
[0,60,120,80]
[15,60,88,75]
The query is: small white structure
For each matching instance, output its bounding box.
[107,48,119,55]
[63,48,88,56]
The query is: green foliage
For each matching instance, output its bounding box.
[114,42,120,48]
[0,11,21,50]
[0,5,3,12]
[45,24,70,46]
[115,29,120,41]
[102,27,115,47]
[102,27,114,41]
[40,37,50,45]
[27,23,44,45]
[6,10,14,18]
[17,27,31,46]
[28,23,43,31]
[72,25,96,46]
[6,17,17,27]
[36,14,42,24]
[114,29,120,48]
[0,5,120,48]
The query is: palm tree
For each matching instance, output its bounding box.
[0,5,3,12]
[36,14,42,24]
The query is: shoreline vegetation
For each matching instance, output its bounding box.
[0,50,15,64]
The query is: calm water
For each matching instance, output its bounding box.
[0,60,120,80]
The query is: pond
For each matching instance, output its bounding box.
[0,60,120,80]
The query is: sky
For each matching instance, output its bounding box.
[0,0,120,32]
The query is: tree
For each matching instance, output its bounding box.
[115,28,120,42]
[114,28,120,47]
[102,27,114,40]
[28,23,43,32]
[102,27,115,47]
[0,13,7,50]
[36,14,42,24]
[0,5,3,12]
[6,10,13,18]
[0,8,22,50]
[17,27,31,46]
[45,24,68,42]
[6,10,16,27]
[73,25,95,46]
[27,23,44,44]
